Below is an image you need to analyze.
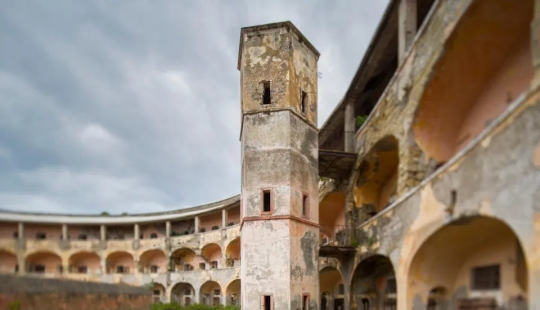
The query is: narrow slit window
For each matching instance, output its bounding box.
[263,82,271,105]
[302,194,309,218]
[263,190,271,212]
[300,89,307,113]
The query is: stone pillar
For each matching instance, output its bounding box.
[344,100,356,152]
[17,255,25,275]
[17,222,24,240]
[134,224,140,240]
[62,224,68,240]
[100,225,106,241]
[398,0,417,62]
[100,256,107,274]
[166,221,171,237]
[222,209,228,228]
[194,216,200,233]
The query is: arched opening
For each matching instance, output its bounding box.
[320,267,344,310]
[319,192,346,246]
[68,251,100,274]
[106,251,134,274]
[427,287,448,310]
[200,280,222,306]
[354,136,399,218]
[226,279,241,306]
[139,249,167,274]
[413,0,534,166]
[0,250,17,273]
[225,237,240,267]
[171,282,195,306]
[170,248,201,272]
[25,251,62,275]
[201,243,222,270]
[407,216,528,309]
[351,255,396,309]
[150,282,166,303]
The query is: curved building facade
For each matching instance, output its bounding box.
[2,0,540,309]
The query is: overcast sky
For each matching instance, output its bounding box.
[0,1,389,214]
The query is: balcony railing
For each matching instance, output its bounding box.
[319,225,356,258]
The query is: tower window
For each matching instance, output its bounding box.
[302,194,309,218]
[262,295,273,310]
[263,190,272,213]
[300,89,307,113]
[263,81,271,105]
[302,293,310,310]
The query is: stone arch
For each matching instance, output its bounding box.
[25,251,62,274]
[320,266,344,310]
[407,215,528,309]
[351,254,396,309]
[225,237,240,267]
[150,282,166,303]
[225,279,241,306]
[0,250,17,273]
[412,0,534,166]
[354,135,399,218]
[170,282,195,306]
[106,251,134,274]
[201,243,222,269]
[139,249,167,274]
[319,191,346,245]
[68,251,100,274]
[200,280,222,306]
[170,247,201,272]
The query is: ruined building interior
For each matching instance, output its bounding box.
[1,0,540,309]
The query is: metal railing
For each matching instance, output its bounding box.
[320,225,350,247]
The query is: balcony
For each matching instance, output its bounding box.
[319,226,356,258]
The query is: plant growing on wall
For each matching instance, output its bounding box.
[100,211,110,216]
[356,115,368,128]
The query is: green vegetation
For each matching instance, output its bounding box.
[356,115,368,127]
[100,211,110,216]
[8,301,21,310]
[151,303,240,310]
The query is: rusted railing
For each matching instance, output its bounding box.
[320,225,350,247]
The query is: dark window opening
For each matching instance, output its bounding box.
[184,288,191,295]
[150,233,158,239]
[57,265,63,273]
[472,265,500,290]
[263,190,271,212]
[199,262,206,270]
[300,89,307,113]
[228,222,235,226]
[33,265,45,273]
[361,298,370,310]
[183,264,193,271]
[14,264,19,273]
[13,232,18,239]
[211,261,218,269]
[78,234,87,240]
[214,289,220,295]
[35,232,46,240]
[302,294,309,310]
[116,266,126,274]
[263,81,271,105]
[150,265,159,273]
[77,266,88,274]
[200,228,206,233]
[263,295,272,310]
[302,194,309,217]
[386,278,397,294]
[212,225,219,230]
[338,284,344,295]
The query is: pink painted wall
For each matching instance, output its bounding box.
[200,212,222,232]
[26,252,62,273]
[0,223,17,239]
[140,250,167,272]
[456,42,533,152]
[0,251,17,273]
[69,252,101,273]
[68,226,101,240]
[202,244,222,266]
[228,207,240,225]
[24,224,62,240]
[141,223,165,239]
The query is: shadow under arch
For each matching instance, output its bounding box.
[170,282,195,306]
[320,266,345,310]
[225,278,241,306]
[139,249,167,274]
[354,135,399,218]
[407,215,528,309]
[170,247,199,272]
[68,251,100,274]
[351,254,396,309]
[225,237,240,267]
[25,250,62,274]
[200,280,222,306]
[201,243,222,268]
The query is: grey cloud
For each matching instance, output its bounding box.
[0,0,389,214]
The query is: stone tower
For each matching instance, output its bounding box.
[238,21,320,310]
